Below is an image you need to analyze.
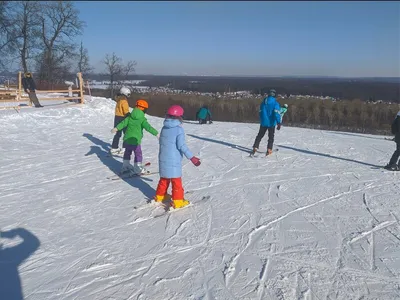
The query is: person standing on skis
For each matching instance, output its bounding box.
[154,105,201,209]
[22,72,43,108]
[251,89,282,156]
[384,111,400,170]
[111,99,159,175]
[110,87,131,155]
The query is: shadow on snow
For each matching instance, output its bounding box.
[83,133,156,202]
[0,228,40,300]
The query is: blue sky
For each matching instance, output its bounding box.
[73,1,400,77]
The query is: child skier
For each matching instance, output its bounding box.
[111,99,159,175]
[384,111,400,171]
[110,87,131,155]
[280,104,288,120]
[196,105,213,124]
[154,105,201,209]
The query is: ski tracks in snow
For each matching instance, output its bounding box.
[2,99,400,299]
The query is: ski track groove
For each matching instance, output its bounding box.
[257,243,275,300]
[363,193,400,242]
[3,99,400,299]
[349,220,397,244]
[225,183,392,289]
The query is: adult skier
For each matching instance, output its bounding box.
[384,111,400,170]
[22,72,43,108]
[251,89,282,156]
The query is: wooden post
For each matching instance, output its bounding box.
[18,71,25,104]
[77,72,84,104]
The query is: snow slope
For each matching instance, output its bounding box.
[0,96,399,300]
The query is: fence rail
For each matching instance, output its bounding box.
[0,72,85,110]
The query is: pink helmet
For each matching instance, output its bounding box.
[167,105,184,117]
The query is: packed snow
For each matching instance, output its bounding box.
[0,96,399,300]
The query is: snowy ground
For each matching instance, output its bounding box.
[0,96,399,300]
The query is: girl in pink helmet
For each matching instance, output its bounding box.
[154,105,201,209]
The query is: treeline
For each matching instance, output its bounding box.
[0,1,89,88]
[90,74,400,103]
[0,1,135,92]
[91,89,399,135]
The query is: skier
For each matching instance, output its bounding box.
[280,104,288,120]
[110,87,131,155]
[22,72,43,108]
[154,105,201,209]
[196,105,212,124]
[384,111,400,170]
[111,99,159,175]
[251,89,282,156]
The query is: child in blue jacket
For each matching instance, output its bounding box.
[154,105,201,209]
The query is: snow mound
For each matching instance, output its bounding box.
[0,96,399,299]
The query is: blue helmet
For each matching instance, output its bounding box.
[268,89,276,97]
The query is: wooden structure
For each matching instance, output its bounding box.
[0,72,85,110]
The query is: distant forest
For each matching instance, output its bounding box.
[88,74,400,103]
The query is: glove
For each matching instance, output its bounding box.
[111,128,118,134]
[277,124,281,131]
[190,156,201,167]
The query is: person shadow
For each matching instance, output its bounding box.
[276,144,382,168]
[0,228,40,300]
[187,134,252,154]
[83,133,156,202]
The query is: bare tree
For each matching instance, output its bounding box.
[103,52,136,98]
[37,1,84,86]
[0,1,16,70]
[77,41,92,76]
[124,60,136,78]
[7,1,41,73]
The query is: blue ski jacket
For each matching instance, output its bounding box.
[259,96,281,127]
[197,107,212,120]
[158,118,194,178]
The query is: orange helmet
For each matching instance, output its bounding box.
[136,99,148,111]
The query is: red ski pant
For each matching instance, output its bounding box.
[156,178,184,200]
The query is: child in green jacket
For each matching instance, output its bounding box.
[111,99,159,175]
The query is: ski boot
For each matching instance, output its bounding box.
[110,147,123,155]
[384,164,399,171]
[266,148,273,156]
[133,162,151,175]
[250,147,258,156]
[171,199,191,210]
[120,159,136,175]
[153,194,172,207]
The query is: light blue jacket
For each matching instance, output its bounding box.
[259,96,281,127]
[158,118,193,178]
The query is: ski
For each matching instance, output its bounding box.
[107,162,153,180]
[108,171,158,181]
[152,195,211,218]
[133,199,166,211]
[371,166,400,171]
[133,191,196,211]
[249,149,279,158]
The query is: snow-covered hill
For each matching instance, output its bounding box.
[0,97,399,300]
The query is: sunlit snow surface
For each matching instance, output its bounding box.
[1,96,399,299]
